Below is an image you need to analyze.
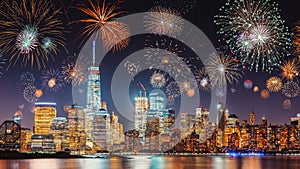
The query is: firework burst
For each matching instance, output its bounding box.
[294,20,300,60]
[281,81,300,98]
[62,55,88,86]
[214,0,292,72]
[20,72,35,87]
[194,67,211,92]
[178,79,196,94]
[155,0,197,15]
[266,76,282,92]
[72,0,129,52]
[23,85,38,103]
[145,36,189,80]
[42,68,65,92]
[150,71,167,88]
[205,53,243,89]
[0,0,66,69]
[283,99,292,109]
[280,59,299,81]
[124,60,141,79]
[260,89,269,99]
[166,81,181,98]
[144,6,183,37]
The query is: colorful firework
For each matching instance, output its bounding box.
[281,81,300,98]
[294,20,300,60]
[35,89,43,98]
[280,59,299,81]
[150,71,167,88]
[178,79,196,94]
[42,68,65,92]
[72,0,129,52]
[0,0,66,69]
[260,89,269,99]
[194,68,211,92]
[155,0,197,15]
[266,76,283,93]
[124,60,141,79]
[62,55,88,86]
[0,52,5,77]
[283,99,292,109]
[243,79,253,90]
[20,72,35,87]
[166,81,181,98]
[23,85,38,103]
[253,86,260,93]
[144,6,183,37]
[205,53,243,89]
[214,0,292,72]
[145,36,189,80]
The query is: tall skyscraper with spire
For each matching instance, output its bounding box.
[85,41,102,145]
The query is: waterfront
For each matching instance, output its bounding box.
[0,155,300,169]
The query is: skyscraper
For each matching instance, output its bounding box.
[34,102,57,135]
[85,41,102,144]
[13,110,22,127]
[134,83,149,143]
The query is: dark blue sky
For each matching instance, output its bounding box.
[0,0,300,130]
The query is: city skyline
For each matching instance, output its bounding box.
[0,0,300,131]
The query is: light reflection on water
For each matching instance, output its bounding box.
[0,156,300,169]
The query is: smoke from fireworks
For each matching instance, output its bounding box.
[144,6,183,37]
[214,0,292,72]
[0,0,66,69]
[266,76,283,93]
[72,0,129,52]
[42,68,65,92]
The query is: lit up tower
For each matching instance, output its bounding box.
[250,111,255,125]
[13,111,22,127]
[134,83,149,144]
[34,102,57,135]
[85,41,102,142]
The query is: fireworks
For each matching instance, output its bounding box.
[155,0,197,15]
[144,6,183,37]
[166,81,181,98]
[281,81,300,98]
[260,89,269,99]
[72,0,129,52]
[253,86,260,93]
[20,72,35,87]
[167,95,175,106]
[62,55,88,86]
[35,89,43,98]
[145,36,189,80]
[214,0,292,72]
[194,68,211,92]
[280,59,299,81]
[23,85,38,103]
[283,99,292,109]
[150,71,167,88]
[0,0,65,69]
[243,79,253,90]
[205,53,242,89]
[178,79,196,94]
[124,60,141,79]
[294,20,300,59]
[266,76,283,93]
[42,68,65,92]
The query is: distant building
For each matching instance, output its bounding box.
[34,102,56,135]
[31,135,55,152]
[13,111,22,127]
[92,109,111,151]
[20,128,32,152]
[49,117,68,152]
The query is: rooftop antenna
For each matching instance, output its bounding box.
[92,41,96,66]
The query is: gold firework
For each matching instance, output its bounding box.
[266,76,282,92]
[72,0,129,52]
[0,0,66,69]
[280,59,299,80]
[294,20,300,60]
[260,89,269,99]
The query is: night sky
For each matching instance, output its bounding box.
[0,0,300,130]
